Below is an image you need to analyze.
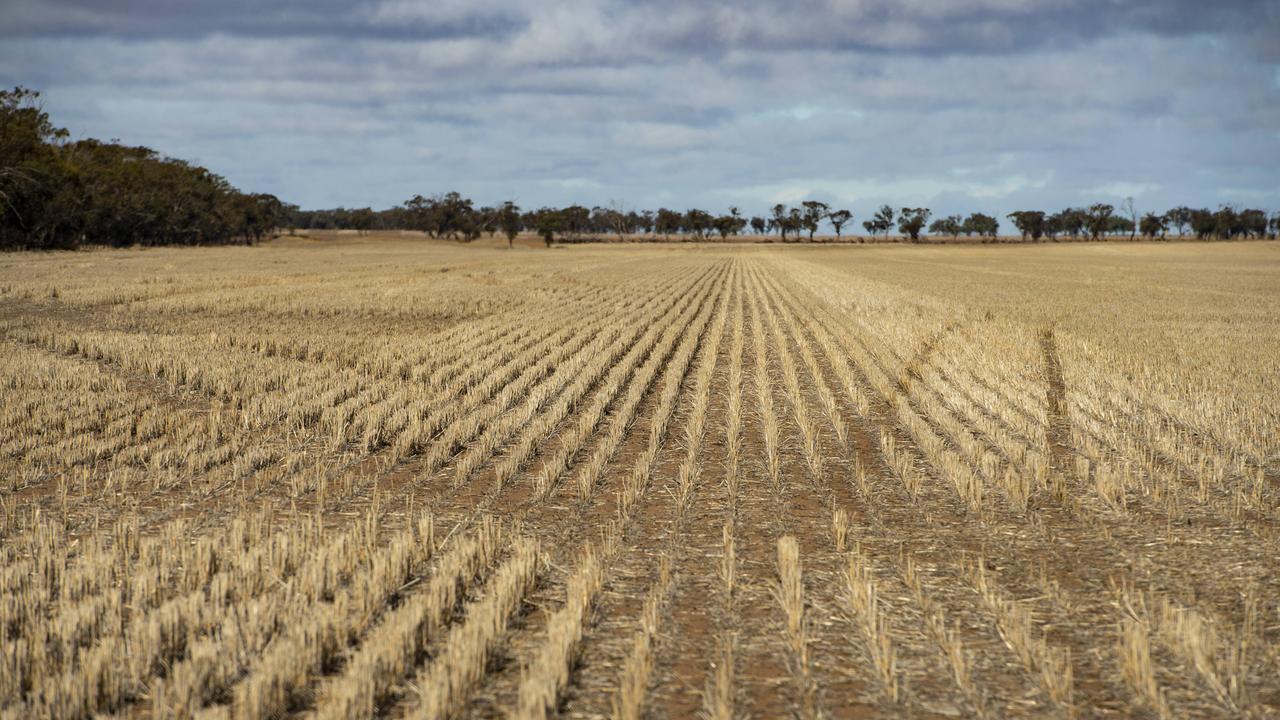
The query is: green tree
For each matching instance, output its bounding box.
[655,208,682,240]
[1139,212,1167,239]
[532,208,562,247]
[1239,208,1268,238]
[1108,215,1135,237]
[961,213,998,239]
[1188,208,1216,239]
[1165,206,1192,237]
[1085,203,1114,240]
[349,207,376,236]
[862,205,895,238]
[929,214,963,240]
[770,204,791,241]
[498,201,522,248]
[897,207,931,242]
[800,200,829,241]
[1006,210,1046,241]
[683,208,713,240]
[712,208,747,240]
[827,209,852,240]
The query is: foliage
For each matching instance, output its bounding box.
[1007,211,1046,241]
[1085,203,1114,241]
[827,209,853,239]
[862,205,895,238]
[897,207,931,242]
[929,214,964,239]
[1,87,280,249]
[1139,213,1167,239]
[962,213,999,239]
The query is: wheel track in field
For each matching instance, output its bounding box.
[1038,325,1076,480]
[766,256,1280,717]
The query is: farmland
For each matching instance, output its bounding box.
[1,237,1279,719]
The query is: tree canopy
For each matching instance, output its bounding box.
[1,87,280,250]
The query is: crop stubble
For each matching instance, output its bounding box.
[1,238,1278,719]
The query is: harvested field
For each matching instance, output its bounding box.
[1,237,1279,719]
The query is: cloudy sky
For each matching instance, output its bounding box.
[3,0,1278,221]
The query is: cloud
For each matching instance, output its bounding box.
[0,0,1276,218]
[0,0,527,41]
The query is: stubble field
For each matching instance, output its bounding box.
[1,237,1278,719]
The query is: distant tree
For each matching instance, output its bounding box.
[1165,206,1192,237]
[767,204,805,242]
[962,212,999,239]
[1139,212,1167,239]
[1120,196,1138,241]
[897,207,931,242]
[1239,208,1268,238]
[1189,208,1216,239]
[349,207,376,236]
[711,207,747,240]
[684,208,714,240]
[498,201,521,248]
[862,205,895,239]
[592,201,636,240]
[655,208,682,240]
[243,193,284,242]
[801,200,829,241]
[1056,208,1087,240]
[476,206,500,239]
[560,205,590,241]
[1108,215,1134,237]
[827,209,852,240]
[1085,203,1114,241]
[1270,211,1280,239]
[929,215,963,240]
[1212,205,1242,239]
[1006,211,1046,241]
[532,208,562,247]
[787,208,805,241]
[749,216,767,235]
[437,191,475,240]
[770,204,791,241]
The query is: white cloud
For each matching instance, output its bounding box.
[2,2,1276,216]
[1085,182,1162,199]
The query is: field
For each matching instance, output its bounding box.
[1,236,1279,719]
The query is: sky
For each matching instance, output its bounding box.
[2,0,1278,223]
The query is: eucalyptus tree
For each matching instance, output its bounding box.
[862,205,895,238]
[801,200,829,241]
[827,209,852,239]
[1007,210,1046,241]
[897,207,931,242]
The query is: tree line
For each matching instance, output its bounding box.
[1,87,281,250]
[6,87,1278,250]
[289,196,1279,247]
